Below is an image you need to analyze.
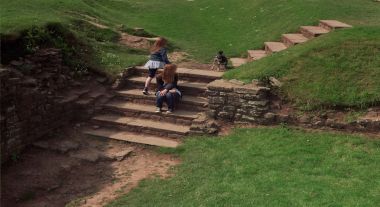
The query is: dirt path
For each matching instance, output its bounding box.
[1,126,180,207]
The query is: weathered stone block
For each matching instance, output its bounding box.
[223,106,236,112]
[209,97,225,104]
[248,100,269,107]
[205,90,219,96]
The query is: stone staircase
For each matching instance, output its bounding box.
[83,67,223,148]
[230,20,352,67]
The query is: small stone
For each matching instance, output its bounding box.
[96,77,108,83]
[22,78,38,87]
[264,112,277,122]
[33,140,50,150]
[299,115,310,124]
[55,140,80,153]
[252,79,260,85]
[269,77,283,87]
[92,125,100,129]
[229,79,245,86]
[10,60,24,66]
[114,148,134,161]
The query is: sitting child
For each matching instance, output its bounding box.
[155,64,182,114]
[211,51,228,71]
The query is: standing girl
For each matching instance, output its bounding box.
[143,37,171,95]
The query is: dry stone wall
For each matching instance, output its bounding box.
[1,49,81,163]
[206,79,271,124]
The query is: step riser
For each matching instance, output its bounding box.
[264,45,273,54]
[264,45,286,54]
[300,28,321,39]
[281,36,299,47]
[115,96,206,111]
[318,22,334,31]
[103,107,195,126]
[131,69,216,83]
[126,81,206,97]
[247,51,267,62]
[91,119,187,138]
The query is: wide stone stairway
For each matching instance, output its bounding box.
[83,67,223,148]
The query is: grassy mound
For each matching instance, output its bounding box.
[225,27,380,109]
[0,20,148,76]
[107,127,380,207]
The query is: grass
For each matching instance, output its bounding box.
[107,127,380,207]
[2,0,380,107]
[225,27,380,109]
[2,0,380,61]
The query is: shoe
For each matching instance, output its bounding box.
[142,88,149,95]
[166,109,173,114]
[155,107,162,113]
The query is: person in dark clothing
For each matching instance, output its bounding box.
[211,50,228,71]
[155,64,181,113]
[143,37,171,95]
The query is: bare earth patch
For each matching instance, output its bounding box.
[1,126,180,207]
[119,33,151,50]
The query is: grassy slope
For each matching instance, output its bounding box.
[225,27,380,109]
[107,127,380,207]
[1,0,379,104]
[2,0,380,60]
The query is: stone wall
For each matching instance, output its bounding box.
[206,79,380,133]
[206,79,271,124]
[0,49,80,163]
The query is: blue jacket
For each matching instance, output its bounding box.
[156,74,179,91]
[150,48,170,64]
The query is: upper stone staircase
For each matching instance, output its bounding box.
[230,20,352,67]
[83,67,223,148]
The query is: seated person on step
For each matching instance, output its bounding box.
[155,64,182,114]
[211,50,228,71]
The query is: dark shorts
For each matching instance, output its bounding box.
[148,68,158,78]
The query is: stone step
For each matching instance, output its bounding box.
[230,58,248,67]
[115,89,208,111]
[83,128,180,148]
[133,66,223,82]
[319,20,352,31]
[58,88,90,104]
[264,42,287,54]
[76,98,95,106]
[247,50,267,61]
[127,76,207,96]
[281,33,309,47]
[92,114,190,137]
[104,101,200,125]
[300,26,329,39]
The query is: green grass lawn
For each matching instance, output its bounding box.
[2,0,380,60]
[107,127,380,207]
[225,27,380,109]
[1,0,380,105]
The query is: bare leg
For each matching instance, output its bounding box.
[145,76,153,89]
